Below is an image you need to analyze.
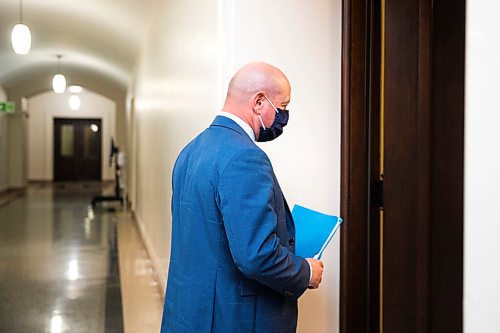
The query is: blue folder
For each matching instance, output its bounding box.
[292,205,343,259]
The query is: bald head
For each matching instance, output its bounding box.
[222,62,291,139]
[227,62,289,99]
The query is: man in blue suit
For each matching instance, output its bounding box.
[161,62,324,333]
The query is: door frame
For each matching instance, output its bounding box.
[339,0,380,331]
[340,0,465,332]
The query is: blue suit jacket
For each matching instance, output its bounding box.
[161,116,310,333]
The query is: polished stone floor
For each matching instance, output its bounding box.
[0,183,124,333]
[117,214,163,332]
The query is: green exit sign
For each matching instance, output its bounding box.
[0,101,15,113]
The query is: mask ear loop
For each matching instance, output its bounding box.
[257,114,266,130]
[264,94,279,114]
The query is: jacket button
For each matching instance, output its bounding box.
[289,238,295,246]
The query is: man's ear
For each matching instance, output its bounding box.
[252,92,266,114]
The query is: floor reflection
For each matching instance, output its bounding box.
[0,183,123,333]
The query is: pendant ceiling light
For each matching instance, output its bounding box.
[11,0,31,55]
[52,55,66,94]
[69,95,80,110]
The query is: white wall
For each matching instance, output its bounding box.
[230,2,342,331]
[130,0,221,293]
[0,86,8,192]
[1,88,26,189]
[464,1,500,332]
[28,90,116,181]
[7,114,27,188]
[130,1,341,332]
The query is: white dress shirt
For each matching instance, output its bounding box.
[219,111,256,142]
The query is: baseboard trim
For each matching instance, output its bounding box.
[132,212,167,293]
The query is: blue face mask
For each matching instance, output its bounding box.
[257,95,289,142]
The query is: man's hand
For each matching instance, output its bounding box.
[306,258,324,289]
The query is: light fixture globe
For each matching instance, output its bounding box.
[52,74,66,93]
[11,23,31,55]
[69,95,80,110]
[68,85,83,93]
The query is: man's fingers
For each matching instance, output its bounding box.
[306,258,325,290]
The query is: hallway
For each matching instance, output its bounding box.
[0,184,162,333]
[0,0,344,331]
[0,0,498,332]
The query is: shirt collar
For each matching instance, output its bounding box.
[219,111,256,142]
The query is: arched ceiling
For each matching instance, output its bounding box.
[0,0,156,98]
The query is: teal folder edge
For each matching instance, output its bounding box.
[292,204,343,259]
[315,216,343,259]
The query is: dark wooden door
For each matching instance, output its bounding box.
[54,118,102,181]
[341,0,465,332]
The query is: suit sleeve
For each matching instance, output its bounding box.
[218,148,310,300]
